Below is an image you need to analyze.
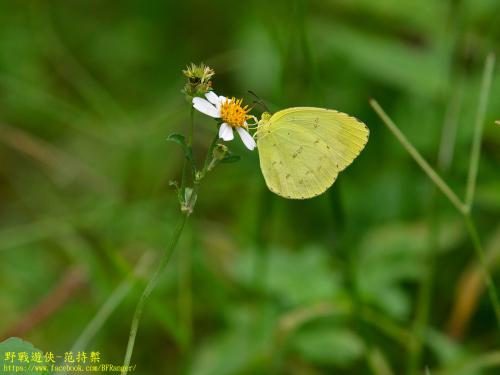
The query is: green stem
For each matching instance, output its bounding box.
[369,100,466,215]
[407,76,463,375]
[369,98,500,329]
[465,53,495,211]
[198,133,219,180]
[72,254,152,355]
[188,106,194,147]
[121,214,188,375]
[180,108,195,192]
[178,107,194,361]
[437,81,463,171]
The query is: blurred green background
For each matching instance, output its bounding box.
[1,0,499,374]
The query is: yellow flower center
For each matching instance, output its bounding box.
[220,98,250,128]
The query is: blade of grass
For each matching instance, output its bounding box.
[71,253,153,353]
[465,53,495,212]
[121,213,188,375]
[408,76,463,375]
[369,98,500,328]
[437,80,463,171]
[369,99,466,215]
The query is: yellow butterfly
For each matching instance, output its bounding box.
[255,107,369,199]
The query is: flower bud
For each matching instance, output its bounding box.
[212,143,229,161]
[207,143,229,171]
[181,63,215,101]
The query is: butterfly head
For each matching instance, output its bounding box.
[258,112,272,127]
[254,112,272,138]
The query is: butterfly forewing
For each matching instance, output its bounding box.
[270,107,369,171]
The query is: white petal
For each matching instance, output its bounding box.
[237,127,256,150]
[219,123,234,141]
[216,95,228,110]
[205,91,219,105]
[193,97,220,118]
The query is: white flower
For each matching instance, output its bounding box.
[192,91,256,150]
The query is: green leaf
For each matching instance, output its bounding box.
[166,133,194,164]
[292,327,365,367]
[355,220,463,320]
[0,337,51,374]
[191,305,275,375]
[234,246,342,305]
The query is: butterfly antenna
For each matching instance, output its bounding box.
[248,90,270,112]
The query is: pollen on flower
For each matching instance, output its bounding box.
[220,98,251,128]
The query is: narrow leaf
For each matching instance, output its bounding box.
[166,133,194,163]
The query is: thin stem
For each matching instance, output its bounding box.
[408,77,463,375]
[180,108,195,192]
[465,53,495,211]
[178,106,194,361]
[370,98,500,328]
[198,132,219,180]
[188,106,194,147]
[437,81,463,171]
[72,254,152,355]
[369,99,467,215]
[121,214,188,375]
[464,216,500,326]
